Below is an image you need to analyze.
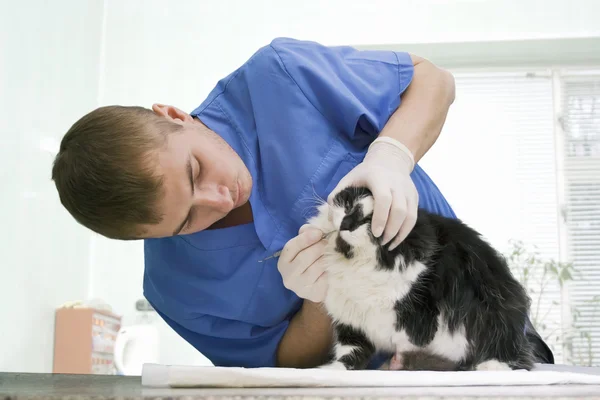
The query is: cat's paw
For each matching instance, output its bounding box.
[476,359,512,371]
[318,361,348,370]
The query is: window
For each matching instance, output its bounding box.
[559,72,600,366]
[419,68,600,366]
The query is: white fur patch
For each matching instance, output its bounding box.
[319,361,347,370]
[476,359,512,371]
[334,344,355,359]
[324,256,428,352]
[318,344,356,370]
[308,203,335,234]
[357,196,374,217]
[422,314,469,362]
[331,207,346,231]
[338,224,371,248]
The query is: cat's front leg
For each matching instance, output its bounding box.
[319,323,376,370]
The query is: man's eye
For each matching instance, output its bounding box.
[183,217,193,233]
[194,161,202,182]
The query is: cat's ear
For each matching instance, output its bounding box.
[152,103,194,123]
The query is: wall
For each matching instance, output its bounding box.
[98,0,600,110]
[92,0,600,367]
[3,0,597,372]
[0,0,104,372]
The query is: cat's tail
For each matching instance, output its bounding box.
[525,316,555,364]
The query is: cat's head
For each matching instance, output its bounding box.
[308,186,378,259]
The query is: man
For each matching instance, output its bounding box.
[52,37,553,369]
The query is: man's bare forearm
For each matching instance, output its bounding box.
[276,300,333,368]
[379,55,456,163]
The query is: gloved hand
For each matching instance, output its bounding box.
[328,137,418,250]
[277,225,328,303]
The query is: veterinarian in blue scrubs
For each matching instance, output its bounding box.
[53,37,553,369]
[144,37,456,369]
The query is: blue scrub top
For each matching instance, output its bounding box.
[143,38,456,368]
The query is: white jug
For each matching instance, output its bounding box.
[113,324,159,375]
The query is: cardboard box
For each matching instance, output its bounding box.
[53,307,121,374]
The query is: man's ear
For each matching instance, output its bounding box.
[152,103,194,123]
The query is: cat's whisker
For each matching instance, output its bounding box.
[310,185,327,205]
[298,194,330,220]
[299,188,328,208]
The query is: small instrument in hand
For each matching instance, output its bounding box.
[258,231,335,262]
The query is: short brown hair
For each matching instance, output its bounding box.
[52,106,182,240]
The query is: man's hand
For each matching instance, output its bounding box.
[329,55,455,250]
[329,137,418,250]
[277,225,328,303]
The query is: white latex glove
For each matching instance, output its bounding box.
[277,225,328,303]
[328,137,418,250]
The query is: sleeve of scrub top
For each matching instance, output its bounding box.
[152,303,290,368]
[269,37,415,140]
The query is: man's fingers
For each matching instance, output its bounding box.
[305,272,328,303]
[388,195,418,250]
[298,224,312,235]
[301,257,327,286]
[279,228,323,264]
[290,240,327,276]
[370,186,392,238]
[381,191,407,245]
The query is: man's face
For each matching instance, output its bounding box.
[140,104,252,238]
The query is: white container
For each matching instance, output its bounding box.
[114,323,159,376]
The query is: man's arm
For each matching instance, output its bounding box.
[379,54,456,163]
[328,54,455,248]
[273,50,456,368]
[276,300,333,368]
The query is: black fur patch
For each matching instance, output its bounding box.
[339,203,363,231]
[376,245,397,271]
[398,350,459,371]
[335,235,354,259]
[334,323,376,370]
[333,186,374,259]
[394,271,440,347]
[332,186,371,211]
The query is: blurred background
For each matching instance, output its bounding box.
[1,0,599,375]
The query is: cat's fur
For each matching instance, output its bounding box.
[307,186,536,371]
[385,350,459,371]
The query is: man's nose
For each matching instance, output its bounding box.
[194,185,231,211]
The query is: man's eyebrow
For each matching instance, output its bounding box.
[172,155,194,236]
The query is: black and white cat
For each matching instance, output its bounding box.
[307,186,536,371]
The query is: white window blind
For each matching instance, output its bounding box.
[559,72,600,366]
[420,71,564,362]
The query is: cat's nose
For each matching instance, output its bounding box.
[339,217,353,232]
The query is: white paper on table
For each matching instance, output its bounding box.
[142,363,600,388]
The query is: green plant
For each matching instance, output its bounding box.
[570,295,600,366]
[505,239,600,366]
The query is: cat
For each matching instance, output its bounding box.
[306,185,536,371]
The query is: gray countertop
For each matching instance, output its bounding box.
[2,371,600,400]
